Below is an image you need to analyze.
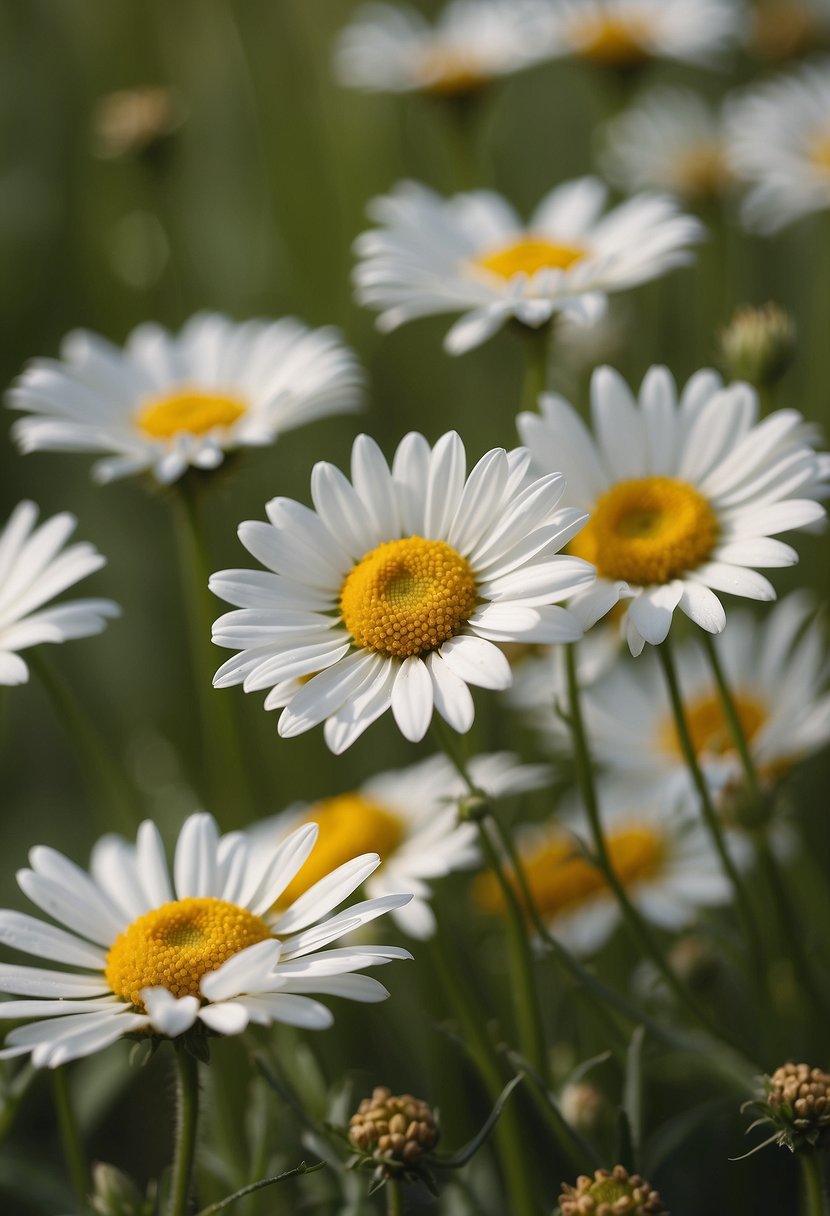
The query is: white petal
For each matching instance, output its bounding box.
[0,911,105,969]
[391,657,433,741]
[426,651,475,733]
[198,1002,250,1035]
[439,634,511,690]
[173,813,220,899]
[200,939,281,1002]
[142,988,200,1037]
[270,854,381,936]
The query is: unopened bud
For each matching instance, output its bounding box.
[719,303,796,390]
[349,1087,439,1173]
[558,1165,667,1215]
[90,1162,153,1216]
[560,1083,608,1136]
[91,86,186,160]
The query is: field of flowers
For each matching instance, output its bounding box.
[1,2,830,1214]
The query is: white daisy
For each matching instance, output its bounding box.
[725,58,830,233]
[0,501,119,687]
[561,593,830,807]
[253,752,550,940]
[541,0,747,70]
[0,812,412,1068]
[210,430,594,752]
[504,623,623,730]
[599,87,732,203]
[353,177,704,355]
[333,0,550,96]
[474,786,730,955]
[7,312,363,485]
[517,365,829,656]
[751,1,830,64]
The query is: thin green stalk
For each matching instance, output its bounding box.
[386,1178,404,1216]
[520,323,551,414]
[800,1153,829,1216]
[52,1068,89,1213]
[657,638,765,978]
[169,1048,200,1216]
[699,633,761,802]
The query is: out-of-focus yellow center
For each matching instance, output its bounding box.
[135,388,247,439]
[105,897,271,1008]
[671,144,729,200]
[475,237,586,280]
[810,130,830,174]
[661,692,767,760]
[417,47,491,96]
[570,14,651,66]
[476,824,666,920]
[568,476,718,585]
[340,536,477,658]
[275,794,405,909]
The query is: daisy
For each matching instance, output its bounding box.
[751,1,830,63]
[7,312,363,485]
[725,59,830,233]
[599,87,732,204]
[504,623,622,731]
[254,752,550,940]
[0,500,119,687]
[210,430,594,752]
[353,178,703,355]
[558,594,830,807]
[541,0,747,70]
[0,812,412,1067]
[333,0,550,96]
[517,365,829,656]
[475,786,730,955]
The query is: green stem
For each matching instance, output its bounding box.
[169,1048,200,1216]
[800,1153,829,1216]
[520,323,551,414]
[30,651,139,834]
[52,1068,89,1213]
[386,1178,404,1216]
[657,638,765,978]
[699,633,761,802]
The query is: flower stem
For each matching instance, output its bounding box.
[386,1178,404,1216]
[52,1067,89,1213]
[800,1153,829,1216]
[520,323,552,414]
[169,1047,200,1216]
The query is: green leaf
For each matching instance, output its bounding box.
[436,1073,524,1169]
[193,1160,326,1215]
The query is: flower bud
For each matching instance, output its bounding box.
[719,303,796,390]
[349,1086,439,1171]
[558,1165,667,1215]
[90,1162,153,1216]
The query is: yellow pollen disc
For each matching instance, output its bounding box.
[671,144,729,199]
[105,897,271,1008]
[340,536,477,659]
[135,388,247,440]
[571,14,651,66]
[274,794,405,910]
[568,476,718,585]
[476,824,666,920]
[810,130,830,175]
[417,47,491,96]
[475,236,586,280]
[661,691,766,758]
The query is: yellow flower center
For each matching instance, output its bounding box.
[135,388,247,440]
[340,536,477,659]
[810,129,830,175]
[417,47,491,96]
[570,14,650,66]
[275,794,405,909]
[105,897,271,1008]
[568,476,718,585]
[476,824,666,921]
[475,236,586,280]
[671,144,729,200]
[661,691,766,761]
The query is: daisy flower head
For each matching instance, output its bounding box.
[542,0,747,71]
[475,786,730,955]
[210,430,594,752]
[0,501,119,687]
[333,0,551,97]
[253,752,550,940]
[725,58,830,233]
[518,365,829,656]
[0,812,412,1068]
[353,178,704,355]
[7,312,363,485]
[599,87,732,204]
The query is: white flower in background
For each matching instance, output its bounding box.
[7,313,363,485]
[0,813,412,1067]
[726,59,830,233]
[475,787,729,954]
[518,365,829,656]
[0,501,119,686]
[254,752,550,940]
[751,0,830,64]
[210,431,593,751]
[541,0,747,69]
[504,623,622,734]
[353,178,703,354]
[563,594,830,806]
[334,0,550,96]
[600,87,732,203]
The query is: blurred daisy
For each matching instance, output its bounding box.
[542,0,746,69]
[0,812,411,1067]
[353,178,703,355]
[210,431,593,751]
[256,752,549,939]
[599,87,732,204]
[566,594,830,805]
[0,501,119,686]
[726,59,830,233]
[504,623,622,734]
[751,0,830,63]
[475,787,729,954]
[518,365,828,656]
[8,312,363,485]
[334,0,550,96]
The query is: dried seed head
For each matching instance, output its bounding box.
[558,1165,667,1215]
[349,1087,439,1169]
